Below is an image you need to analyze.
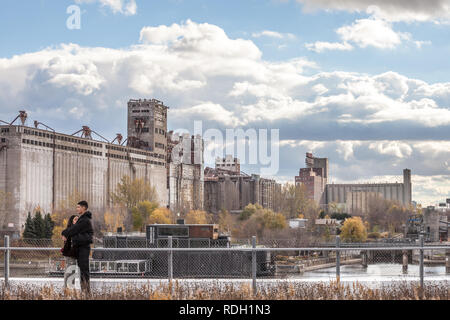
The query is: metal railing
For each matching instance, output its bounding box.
[1,235,449,295]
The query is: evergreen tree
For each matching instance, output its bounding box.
[22,212,36,239]
[44,213,55,239]
[32,211,46,238]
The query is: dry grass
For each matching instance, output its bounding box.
[0,281,448,300]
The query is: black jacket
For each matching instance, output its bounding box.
[61,237,77,258]
[62,211,94,247]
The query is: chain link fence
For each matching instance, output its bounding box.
[1,235,449,294]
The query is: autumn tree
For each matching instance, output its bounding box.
[148,208,173,225]
[111,176,159,209]
[131,201,159,231]
[111,176,160,230]
[340,217,368,243]
[386,203,409,234]
[185,210,211,224]
[327,202,342,214]
[239,203,261,221]
[218,209,235,234]
[51,190,83,240]
[103,206,126,233]
[273,183,319,229]
[367,196,411,234]
[237,205,287,239]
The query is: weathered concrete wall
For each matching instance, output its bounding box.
[167,133,204,213]
[0,129,22,232]
[168,162,204,213]
[0,125,168,237]
[345,191,383,216]
[204,172,279,214]
[423,211,441,242]
[326,182,409,209]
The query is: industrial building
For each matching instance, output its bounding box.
[167,131,204,213]
[295,152,328,205]
[215,155,240,174]
[0,99,205,238]
[0,108,169,238]
[127,99,168,156]
[326,168,412,214]
[295,152,412,215]
[1,102,282,238]
[204,159,281,214]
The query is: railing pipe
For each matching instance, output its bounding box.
[4,235,10,288]
[252,236,257,296]
[336,236,340,283]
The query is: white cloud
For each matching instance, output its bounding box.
[414,40,432,48]
[312,84,328,95]
[296,0,450,22]
[2,36,444,129]
[336,140,361,160]
[337,18,410,49]
[307,17,428,52]
[368,141,413,158]
[75,0,137,16]
[252,30,296,40]
[139,20,262,60]
[172,102,243,127]
[305,41,353,53]
[0,21,449,205]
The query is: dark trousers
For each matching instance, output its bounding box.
[76,245,91,293]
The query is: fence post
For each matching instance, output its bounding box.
[4,235,10,289]
[419,235,424,290]
[446,248,450,274]
[361,250,368,268]
[402,250,408,274]
[168,236,173,282]
[335,235,340,283]
[252,236,257,296]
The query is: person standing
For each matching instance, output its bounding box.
[62,201,94,294]
[62,215,79,290]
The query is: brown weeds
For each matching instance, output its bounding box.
[0,281,448,300]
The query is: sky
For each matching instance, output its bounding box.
[0,0,449,206]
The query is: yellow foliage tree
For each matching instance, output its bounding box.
[238,207,287,238]
[218,209,235,234]
[51,190,83,240]
[131,201,158,231]
[111,176,159,208]
[239,203,262,220]
[263,211,287,230]
[103,206,126,233]
[149,208,172,224]
[185,210,211,224]
[340,217,367,243]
